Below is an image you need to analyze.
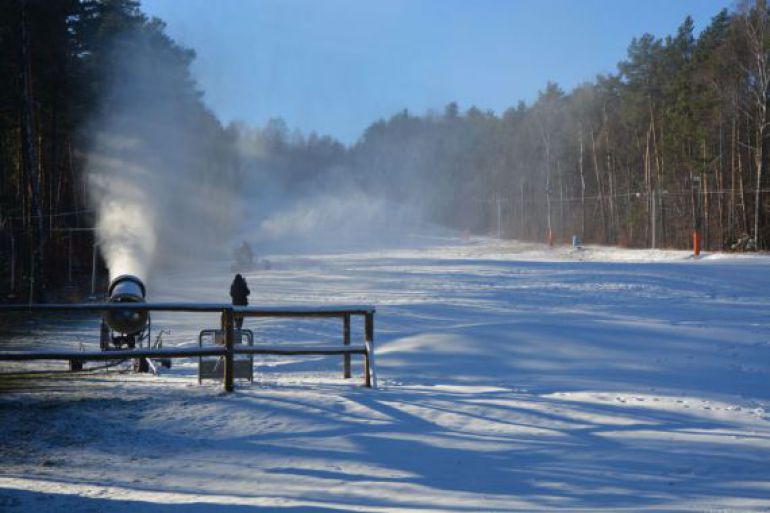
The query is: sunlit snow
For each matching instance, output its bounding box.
[1,237,769,512]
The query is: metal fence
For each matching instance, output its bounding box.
[0,303,377,391]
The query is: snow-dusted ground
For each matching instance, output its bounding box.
[2,237,770,512]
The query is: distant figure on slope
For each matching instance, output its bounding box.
[229,273,250,329]
[234,241,255,268]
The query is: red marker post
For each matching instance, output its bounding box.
[692,175,702,257]
[693,230,701,257]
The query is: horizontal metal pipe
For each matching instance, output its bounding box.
[0,304,375,315]
[0,345,369,362]
[234,346,367,356]
[233,308,376,318]
[0,303,234,313]
[0,346,226,362]
[236,305,375,316]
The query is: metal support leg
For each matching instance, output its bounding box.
[364,312,376,388]
[223,310,235,392]
[343,314,351,378]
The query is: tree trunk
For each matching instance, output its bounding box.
[717,120,725,249]
[545,140,552,241]
[591,129,608,242]
[730,116,737,244]
[754,120,765,249]
[20,0,45,301]
[578,128,586,237]
[744,0,769,249]
[605,122,616,243]
[558,159,565,240]
[739,137,749,236]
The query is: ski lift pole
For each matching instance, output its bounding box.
[67,233,73,283]
[651,189,656,250]
[497,196,502,239]
[91,237,98,296]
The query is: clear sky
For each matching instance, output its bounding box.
[140,0,732,144]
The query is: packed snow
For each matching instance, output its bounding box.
[1,237,770,512]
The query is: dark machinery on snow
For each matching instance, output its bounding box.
[102,274,149,348]
[98,274,169,372]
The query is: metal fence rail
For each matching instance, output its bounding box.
[0,303,377,391]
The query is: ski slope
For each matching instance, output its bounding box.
[1,237,770,512]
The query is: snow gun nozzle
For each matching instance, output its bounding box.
[103,274,148,335]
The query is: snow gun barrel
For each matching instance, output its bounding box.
[103,274,148,335]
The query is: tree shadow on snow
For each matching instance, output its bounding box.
[0,488,349,513]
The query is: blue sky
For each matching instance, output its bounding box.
[141,0,731,144]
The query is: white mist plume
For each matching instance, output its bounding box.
[98,203,156,280]
[87,144,158,282]
[86,25,238,286]
[255,189,424,251]
[233,125,438,254]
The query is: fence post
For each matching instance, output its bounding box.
[364,312,376,388]
[223,309,235,392]
[343,314,351,378]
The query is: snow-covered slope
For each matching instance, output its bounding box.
[1,238,769,512]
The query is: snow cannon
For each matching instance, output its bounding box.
[98,275,168,373]
[104,274,148,336]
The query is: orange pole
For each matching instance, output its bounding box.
[548,229,555,247]
[692,230,701,256]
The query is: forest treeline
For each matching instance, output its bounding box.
[241,1,770,252]
[355,2,770,251]
[0,0,237,300]
[2,0,770,301]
